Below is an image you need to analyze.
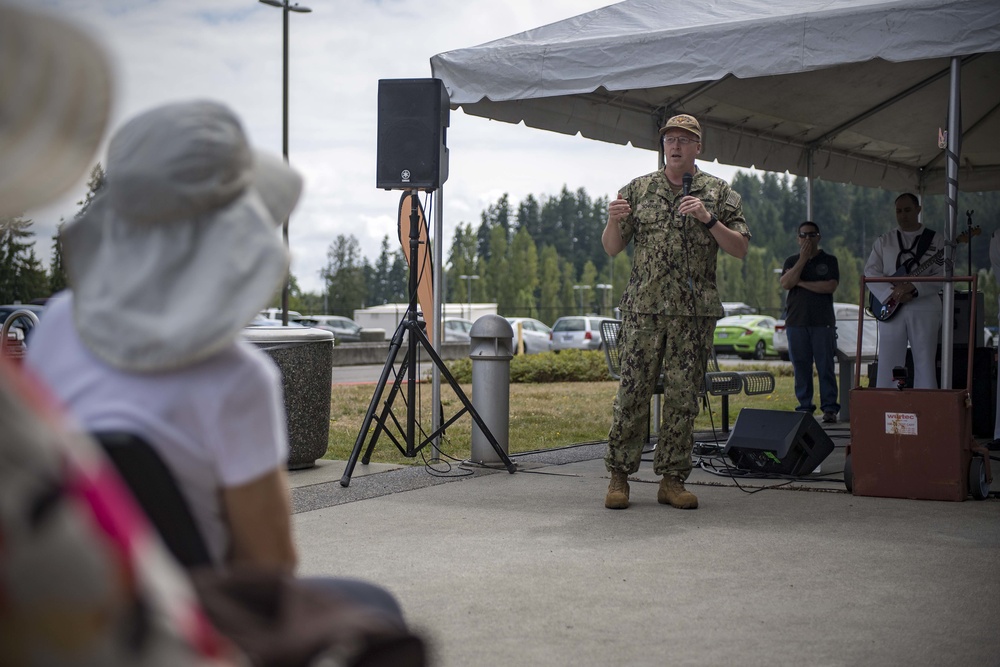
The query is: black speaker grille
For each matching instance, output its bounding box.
[376,79,449,190]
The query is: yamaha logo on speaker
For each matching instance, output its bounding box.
[400,170,411,182]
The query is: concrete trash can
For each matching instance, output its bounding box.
[242,326,334,469]
[469,315,514,464]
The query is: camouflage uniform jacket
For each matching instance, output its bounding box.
[617,168,750,318]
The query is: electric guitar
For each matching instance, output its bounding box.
[867,227,979,322]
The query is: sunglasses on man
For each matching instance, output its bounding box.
[798,232,820,238]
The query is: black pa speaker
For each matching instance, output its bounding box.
[376,78,449,191]
[723,409,834,476]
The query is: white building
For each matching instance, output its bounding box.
[353,303,498,340]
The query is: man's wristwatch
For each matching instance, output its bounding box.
[704,213,718,230]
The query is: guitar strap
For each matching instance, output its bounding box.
[895,228,934,273]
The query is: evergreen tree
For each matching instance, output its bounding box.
[516,194,541,239]
[76,164,106,220]
[446,223,481,304]
[608,252,632,313]
[558,258,577,318]
[829,242,863,307]
[508,227,539,318]
[320,234,367,316]
[1,216,48,303]
[368,235,403,306]
[540,187,578,266]
[742,247,770,314]
[716,253,745,304]
[537,245,561,324]
[387,250,409,304]
[48,221,68,294]
[579,260,598,313]
[485,225,512,313]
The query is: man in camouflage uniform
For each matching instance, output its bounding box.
[602,114,751,510]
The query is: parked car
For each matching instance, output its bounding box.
[297,315,363,343]
[443,317,474,342]
[713,314,777,360]
[773,303,878,361]
[549,315,604,352]
[1,304,45,361]
[506,317,552,354]
[246,316,306,328]
[721,301,757,316]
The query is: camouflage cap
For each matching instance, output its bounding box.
[659,114,702,139]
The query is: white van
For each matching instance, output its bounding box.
[258,308,303,321]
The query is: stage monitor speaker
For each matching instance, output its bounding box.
[376,78,449,191]
[723,409,834,476]
[951,290,985,347]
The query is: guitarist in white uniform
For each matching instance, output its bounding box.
[863,193,944,388]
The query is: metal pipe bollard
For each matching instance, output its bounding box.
[469,315,514,464]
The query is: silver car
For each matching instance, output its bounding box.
[773,303,878,361]
[443,317,474,342]
[549,316,604,352]
[297,315,363,343]
[506,317,552,355]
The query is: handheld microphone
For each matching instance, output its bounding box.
[680,172,695,293]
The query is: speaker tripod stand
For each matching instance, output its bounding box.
[339,192,516,487]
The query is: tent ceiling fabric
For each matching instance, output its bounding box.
[430,0,1000,193]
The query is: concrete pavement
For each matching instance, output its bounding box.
[288,425,1000,666]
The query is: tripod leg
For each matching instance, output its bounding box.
[410,326,517,473]
[340,321,407,487]
[361,351,411,464]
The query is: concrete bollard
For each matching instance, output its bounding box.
[469,315,514,464]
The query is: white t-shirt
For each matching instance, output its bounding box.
[25,292,289,564]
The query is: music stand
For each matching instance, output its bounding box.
[339,191,516,486]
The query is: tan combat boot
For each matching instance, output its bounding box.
[605,471,630,509]
[657,475,698,509]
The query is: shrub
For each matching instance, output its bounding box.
[444,349,613,383]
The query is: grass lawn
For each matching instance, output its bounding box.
[327,372,801,467]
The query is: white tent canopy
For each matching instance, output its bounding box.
[431,0,1000,194]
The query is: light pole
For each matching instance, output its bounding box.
[458,274,479,320]
[573,285,591,314]
[596,283,612,316]
[259,0,311,325]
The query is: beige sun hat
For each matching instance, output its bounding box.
[63,100,303,372]
[0,4,112,217]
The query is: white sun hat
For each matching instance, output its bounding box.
[0,4,112,217]
[62,100,303,372]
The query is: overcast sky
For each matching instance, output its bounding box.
[24,0,741,294]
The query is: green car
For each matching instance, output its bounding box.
[713,315,777,360]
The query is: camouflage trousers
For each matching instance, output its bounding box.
[605,312,715,479]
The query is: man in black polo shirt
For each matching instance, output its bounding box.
[780,221,840,423]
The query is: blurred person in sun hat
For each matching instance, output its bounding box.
[25,100,411,634]
[56,100,299,372]
[4,8,417,663]
[0,6,245,665]
[27,101,300,567]
[0,3,112,218]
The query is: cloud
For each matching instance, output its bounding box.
[21,0,738,296]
